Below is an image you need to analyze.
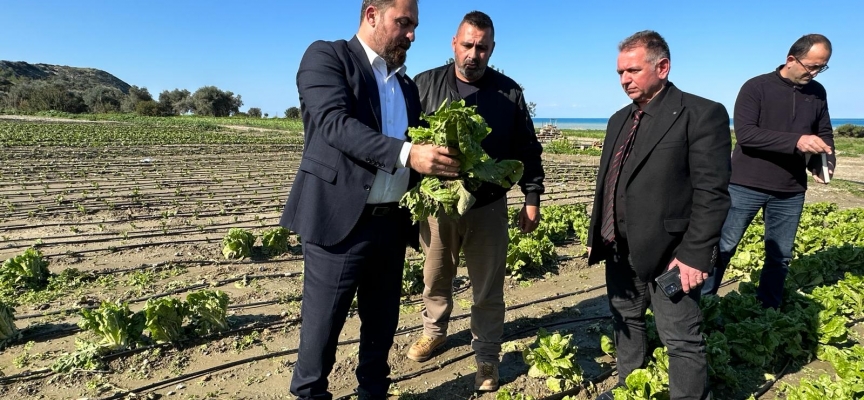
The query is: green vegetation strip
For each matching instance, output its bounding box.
[0,119,302,146]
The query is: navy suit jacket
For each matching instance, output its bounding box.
[586,84,731,281]
[280,36,422,246]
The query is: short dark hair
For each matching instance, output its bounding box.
[618,30,671,64]
[788,34,832,58]
[460,11,494,35]
[360,0,418,22]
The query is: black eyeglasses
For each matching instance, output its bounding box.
[794,56,829,75]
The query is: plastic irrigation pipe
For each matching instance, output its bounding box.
[14,272,302,320]
[753,358,792,399]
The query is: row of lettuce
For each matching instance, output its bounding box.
[606,203,864,399]
[489,203,864,399]
[1,287,231,373]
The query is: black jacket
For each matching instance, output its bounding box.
[413,64,544,208]
[280,36,421,246]
[731,68,835,193]
[587,84,731,281]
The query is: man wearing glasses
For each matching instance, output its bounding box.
[702,34,834,309]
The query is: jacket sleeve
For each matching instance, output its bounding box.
[297,41,403,173]
[413,72,434,116]
[513,90,545,205]
[733,80,801,154]
[676,102,732,272]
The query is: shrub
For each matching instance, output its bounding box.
[835,124,864,138]
[285,106,301,119]
[135,100,162,116]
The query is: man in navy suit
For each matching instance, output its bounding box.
[280,1,460,399]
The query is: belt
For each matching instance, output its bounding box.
[363,202,400,217]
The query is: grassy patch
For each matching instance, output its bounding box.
[560,129,605,139]
[29,111,304,132]
[835,137,864,157]
[831,179,864,198]
[543,139,602,156]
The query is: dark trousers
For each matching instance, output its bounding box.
[701,184,804,308]
[606,241,709,400]
[290,206,407,400]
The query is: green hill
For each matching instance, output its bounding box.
[0,60,131,95]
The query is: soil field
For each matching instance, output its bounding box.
[1,116,863,400]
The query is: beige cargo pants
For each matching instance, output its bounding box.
[419,196,509,363]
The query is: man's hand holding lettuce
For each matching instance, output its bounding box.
[400,100,523,221]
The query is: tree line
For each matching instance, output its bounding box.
[0,81,303,119]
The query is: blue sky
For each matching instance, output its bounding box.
[2,0,862,118]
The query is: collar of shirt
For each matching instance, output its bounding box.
[357,36,407,79]
[356,36,411,204]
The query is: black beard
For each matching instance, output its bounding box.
[458,60,485,81]
[459,67,486,82]
[374,28,411,70]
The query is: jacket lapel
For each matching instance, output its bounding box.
[598,108,630,184]
[348,36,383,131]
[626,85,684,175]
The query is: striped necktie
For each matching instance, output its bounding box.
[600,109,644,245]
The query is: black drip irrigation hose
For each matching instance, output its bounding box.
[100,353,298,400]
[86,256,303,276]
[30,221,305,258]
[41,238,222,257]
[389,283,608,338]
[753,358,793,399]
[2,199,287,228]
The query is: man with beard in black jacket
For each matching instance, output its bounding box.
[404,10,544,392]
[702,34,835,309]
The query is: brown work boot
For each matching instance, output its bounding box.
[406,334,446,362]
[474,361,499,391]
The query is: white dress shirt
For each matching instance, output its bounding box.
[357,37,413,204]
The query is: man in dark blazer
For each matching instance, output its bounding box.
[280,1,460,399]
[587,31,730,400]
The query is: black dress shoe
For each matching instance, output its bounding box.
[594,390,615,400]
[595,383,626,400]
[356,388,387,400]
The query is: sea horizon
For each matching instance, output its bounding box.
[533,117,864,131]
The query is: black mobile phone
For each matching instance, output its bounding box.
[655,266,682,297]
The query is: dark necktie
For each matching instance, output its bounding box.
[600,109,644,245]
